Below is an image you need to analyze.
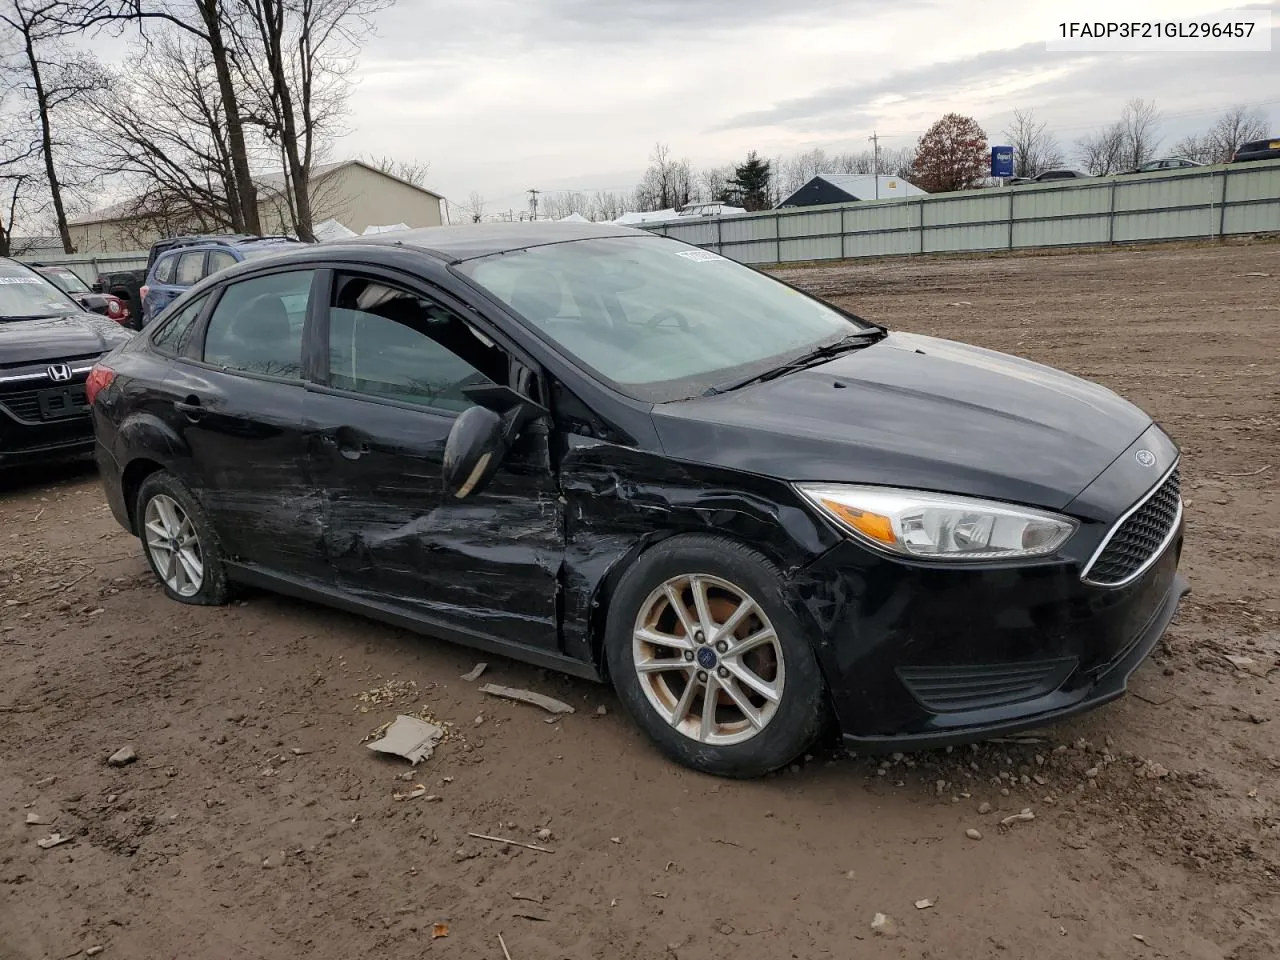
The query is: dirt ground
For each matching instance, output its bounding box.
[2,241,1278,960]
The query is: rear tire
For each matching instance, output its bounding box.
[135,471,228,606]
[605,534,827,778]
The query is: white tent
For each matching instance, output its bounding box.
[313,218,357,241]
[612,209,680,225]
[557,212,590,223]
[362,223,411,235]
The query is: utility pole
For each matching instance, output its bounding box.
[527,188,541,220]
[868,131,881,199]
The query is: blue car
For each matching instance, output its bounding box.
[140,236,303,324]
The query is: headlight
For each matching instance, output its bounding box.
[796,484,1076,561]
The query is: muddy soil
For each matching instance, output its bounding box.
[2,241,1277,959]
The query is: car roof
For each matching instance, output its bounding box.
[154,237,303,261]
[337,221,648,264]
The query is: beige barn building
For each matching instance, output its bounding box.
[68,160,445,253]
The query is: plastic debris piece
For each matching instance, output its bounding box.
[1000,808,1036,827]
[479,683,575,715]
[365,715,444,765]
[461,662,488,682]
[914,899,935,910]
[36,833,70,849]
[393,784,428,801]
[431,922,449,939]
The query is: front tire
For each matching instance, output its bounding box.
[605,535,827,778]
[136,471,228,606]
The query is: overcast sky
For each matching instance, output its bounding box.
[345,0,1279,213]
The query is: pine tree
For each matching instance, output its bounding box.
[727,152,772,211]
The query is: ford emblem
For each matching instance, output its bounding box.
[1135,449,1157,468]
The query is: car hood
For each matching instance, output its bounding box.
[652,332,1154,511]
[0,313,132,365]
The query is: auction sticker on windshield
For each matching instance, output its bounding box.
[0,277,43,284]
[675,250,724,263]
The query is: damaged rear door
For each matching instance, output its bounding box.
[305,270,563,651]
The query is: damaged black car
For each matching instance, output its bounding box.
[88,224,1186,777]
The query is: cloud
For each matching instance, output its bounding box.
[345,0,1280,207]
[716,44,1092,131]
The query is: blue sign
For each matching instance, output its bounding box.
[991,146,1014,178]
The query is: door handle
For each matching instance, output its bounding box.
[338,439,370,460]
[173,395,204,422]
[326,427,370,460]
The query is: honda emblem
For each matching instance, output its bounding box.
[47,363,72,382]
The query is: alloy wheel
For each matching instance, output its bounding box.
[632,573,785,746]
[143,494,204,598]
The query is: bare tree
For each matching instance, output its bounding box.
[829,150,874,174]
[1208,105,1268,162]
[589,190,624,222]
[0,76,43,255]
[466,190,485,223]
[59,0,266,233]
[778,147,830,196]
[634,142,693,211]
[1077,122,1126,175]
[1118,97,1161,170]
[79,29,245,242]
[1172,132,1217,165]
[366,153,430,187]
[884,146,915,180]
[1004,108,1064,179]
[697,163,734,203]
[1,0,110,251]
[541,190,590,220]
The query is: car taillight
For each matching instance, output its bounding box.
[85,364,116,405]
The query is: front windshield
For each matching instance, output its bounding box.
[456,235,870,402]
[0,261,81,321]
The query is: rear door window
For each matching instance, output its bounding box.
[153,255,178,284]
[201,270,313,379]
[151,295,207,352]
[176,252,205,286]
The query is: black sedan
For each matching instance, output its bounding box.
[87,224,1187,777]
[1,257,134,468]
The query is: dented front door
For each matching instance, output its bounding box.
[305,271,563,652]
[306,392,563,650]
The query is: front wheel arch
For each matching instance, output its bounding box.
[601,532,830,777]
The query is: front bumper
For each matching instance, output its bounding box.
[793,424,1187,750]
[0,411,95,468]
[844,568,1188,750]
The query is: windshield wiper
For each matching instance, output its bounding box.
[0,314,67,322]
[704,329,884,396]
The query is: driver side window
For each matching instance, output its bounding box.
[327,274,508,413]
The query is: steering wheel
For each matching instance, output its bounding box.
[648,308,690,331]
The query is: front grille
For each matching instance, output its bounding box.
[1084,467,1181,587]
[0,384,88,422]
[897,658,1077,713]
